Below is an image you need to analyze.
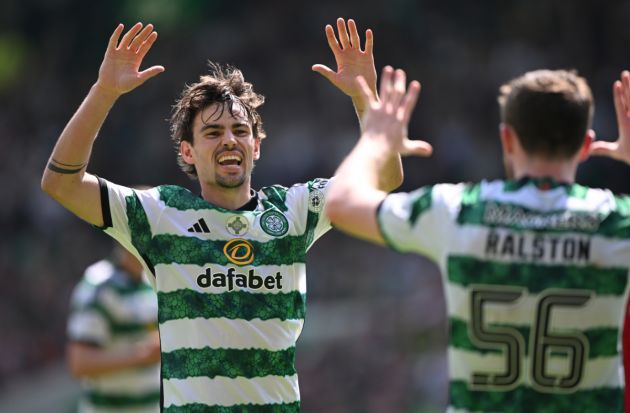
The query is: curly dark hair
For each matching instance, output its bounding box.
[170,62,266,178]
[498,69,594,160]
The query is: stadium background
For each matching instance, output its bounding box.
[2,0,630,412]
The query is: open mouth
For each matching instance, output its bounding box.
[217,153,243,166]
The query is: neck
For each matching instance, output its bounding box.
[511,156,578,184]
[200,181,253,210]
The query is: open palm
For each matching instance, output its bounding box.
[97,23,164,96]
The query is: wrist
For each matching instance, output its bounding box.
[92,82,122,102]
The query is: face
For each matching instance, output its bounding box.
[181,102,260,189]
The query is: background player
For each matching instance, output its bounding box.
[41,19,402,411]
[67,244,159,413]
[326,67,630,412]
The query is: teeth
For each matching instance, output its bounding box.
[218,154,242,163]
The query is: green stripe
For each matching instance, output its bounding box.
[450,318,618,358]
[461,183,482,205]
[162,347,296,380]
[456,198,630,238]
[261,185,289,212]
[86,390,160,407]
[158,185,228,212]
[158,290,305,323]
[148,234,307,266]
[126,193,153,252]
[449,380,623,412]
[164,401,300,413]
[408,186,433,226]
[84,302,157,336]
[448,256,627,295]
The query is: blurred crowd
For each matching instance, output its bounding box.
[2,0,630,411]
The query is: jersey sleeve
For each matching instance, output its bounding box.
[97,177,160,288]
[377,183,465,263]
[67,279,110,346]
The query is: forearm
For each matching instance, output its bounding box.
[352,97,404,191]
[327,134,393,243]
[42,84,119,191]
[67,341,156,378]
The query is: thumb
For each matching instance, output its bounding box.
[312,64,337,83]
[589,140,618,159]
[138,65,165,83]
[401,139,433,157]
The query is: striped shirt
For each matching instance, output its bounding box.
[98,177,332,412]
[68,259,160,413]
[378,177,630,413]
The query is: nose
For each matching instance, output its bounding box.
[222,130,237,148]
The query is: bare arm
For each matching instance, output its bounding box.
[312,18,404,191]
[589,70,630,165]
[326,67,432,244]
[67,331,160,378]
[41,23,164,226]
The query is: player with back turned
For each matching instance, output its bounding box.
[41,18,403,412]
[326,66,630,412]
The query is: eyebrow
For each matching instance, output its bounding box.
[199,122,251,132]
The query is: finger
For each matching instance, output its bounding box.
[357,76,377,106]
[347,19,361,49]
[138,65,165,83]
[324,24,342,56]
[400,80,421,125]
[390,69,407,109]
[379,66,394,107]
[622,71,630,116]
[137,31,158,59]
[364,29,374,55]
[336,17,351,49]
[119,22,143,49]
[311,64,337,83]
[613,80,628,132]
[589,140,619,159]
[129,24,154,52]
[401,139,433,157]
[108,24,125,50]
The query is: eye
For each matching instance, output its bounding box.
[234,129,250,137]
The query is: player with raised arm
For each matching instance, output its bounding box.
[41,19,401,412]
[326,67,630,412]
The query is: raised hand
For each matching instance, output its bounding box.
[590,71,630,165]
[96,23,165,96]
[358,66,433,157]
[312,18,377,102]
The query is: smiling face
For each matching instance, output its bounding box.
[180,102,261,190]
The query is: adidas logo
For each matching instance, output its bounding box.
[188,218,211,233]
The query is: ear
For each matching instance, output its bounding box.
[499,123,515,155]
[253,137,261,161]
[577,129,595,162]
[180,140,196,166]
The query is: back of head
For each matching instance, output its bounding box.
[498,69,594,160]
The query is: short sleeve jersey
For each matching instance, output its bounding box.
[378,177,630,413]
[97,178,332,412]
[67,259,160,413]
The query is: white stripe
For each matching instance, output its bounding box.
[84,365,160,394]
[160,317,303,352]
[155,263,306,294]
[448,347,622,389]
[446,281,624,329]
[480,180,616,213]
[163,374,299,407]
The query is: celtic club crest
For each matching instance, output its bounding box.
[260,210,289,237]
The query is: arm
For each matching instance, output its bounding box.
[67,331,160,378]
[40,23,164,226]
[589,70,630,165]
[312,18,403,191]
[326,67,432,244]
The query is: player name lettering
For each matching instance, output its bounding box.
[197,268,283,291]
[485,229,590,263]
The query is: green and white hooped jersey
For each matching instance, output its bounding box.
[97,177,332,412]
[67,259,160,413]
[378,177,630,413]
